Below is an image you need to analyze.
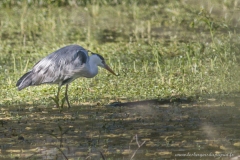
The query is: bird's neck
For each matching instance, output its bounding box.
[87,55,99,78]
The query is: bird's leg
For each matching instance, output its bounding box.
[50,85,61,108]
[65,84,71,108]
[55,85,61,108]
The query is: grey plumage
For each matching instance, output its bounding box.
[17,45,88,90]
[16,44,117,108]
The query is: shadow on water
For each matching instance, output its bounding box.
[108,97,194,107]
[1,95,240,159]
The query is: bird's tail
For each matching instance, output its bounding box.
[16,71,33,91]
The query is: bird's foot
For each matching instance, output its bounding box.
[60,97,66,109]
[50,95,60,108]
[50,95,70,109]
[65,98,71,109]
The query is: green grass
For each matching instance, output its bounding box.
[0,0,240,106]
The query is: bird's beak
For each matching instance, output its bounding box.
[104,64,117,76]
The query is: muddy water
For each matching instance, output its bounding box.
[0,97,240,159]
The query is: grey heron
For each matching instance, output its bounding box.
[16,44,117,108]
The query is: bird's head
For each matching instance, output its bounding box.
[91,53,117,76]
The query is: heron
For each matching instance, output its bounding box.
[16,44,117,108]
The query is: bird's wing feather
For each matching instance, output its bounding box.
[31,45,89,85]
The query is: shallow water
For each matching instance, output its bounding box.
[1,96,240,159]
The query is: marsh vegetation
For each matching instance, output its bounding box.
[0,0,240,159]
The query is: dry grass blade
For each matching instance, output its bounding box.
[55,146,68,160]
[130,134,146,160]
[99,151,106,160]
